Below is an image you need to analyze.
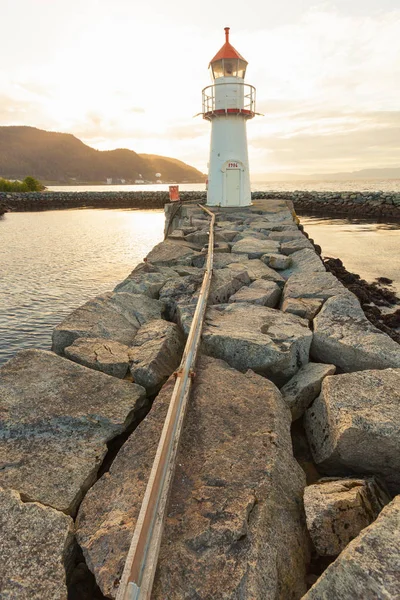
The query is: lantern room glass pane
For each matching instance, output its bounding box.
[237,60,247,79]
[223,59,238,77]
[211,60,224,79]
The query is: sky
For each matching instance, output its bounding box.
[1,0,399,178]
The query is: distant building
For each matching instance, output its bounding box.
[106,178,112,184]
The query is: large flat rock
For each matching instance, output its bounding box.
[201,303,312,385]
[230,237,280,258]
[279,248,325,280]
[248,220,298,233]
[0,488,74,600]
[228,259,286,286]
[192,252,247,269]
[52,292,163,355]
[65,337,131,378]
[268,230,305,242]
[229,280,281,307]
[0,349,147,514]
[282,271,347,303]
[77,358,310,599]
[114,262,178,298]
[303,496,400,599]
[305,369,400,494]
[280,238,315,255]
[311,293,400,371]
[281,297,324,321]
[153,357,310,599]
[145,239,201,266]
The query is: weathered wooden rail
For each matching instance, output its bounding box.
[116,205,216,600]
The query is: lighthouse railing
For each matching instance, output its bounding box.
[202,82,256,116]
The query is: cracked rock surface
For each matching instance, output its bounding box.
[0,349,147,514]
[114,262,178,298]
[305,369,400,494]
[52,291,163,355]
[65,337,131,378]
[145,239,201,266]
[304,477,391,556]
[230,237,280,258]
[311,293,400,371]
[0,487,74,600]
[229,279,281,307]
[129,319,184,392]
[201,303,312,385]
[280,362,336,421]
[303,495,400,599]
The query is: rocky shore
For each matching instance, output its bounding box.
[1,189,400,219]
[323,257,400,344]
[0,198,400,599]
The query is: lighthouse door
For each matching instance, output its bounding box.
[225,169,241,206]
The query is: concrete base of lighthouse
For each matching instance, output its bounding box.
[206,116,252,208]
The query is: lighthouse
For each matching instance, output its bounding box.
[202,27,256,207]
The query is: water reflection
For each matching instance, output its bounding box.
[300,215,400,232]
[299,215,400,292]
[0,209,164,366]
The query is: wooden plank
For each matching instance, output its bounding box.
[116,205,215,600]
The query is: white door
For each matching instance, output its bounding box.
[225,169,241,206]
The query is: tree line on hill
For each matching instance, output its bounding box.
[0,176,44,192]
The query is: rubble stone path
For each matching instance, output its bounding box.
[0,198,399,599]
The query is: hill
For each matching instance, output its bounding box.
[253,166,400,182]
[312,167,400,181]
[0,126,205,184]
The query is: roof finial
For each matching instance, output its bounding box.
[224,27,230,43]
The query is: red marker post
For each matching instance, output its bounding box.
[169,185,180,202]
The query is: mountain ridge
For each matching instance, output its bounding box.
[0,126,205,184]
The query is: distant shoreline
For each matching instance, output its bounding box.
[1,189,400,220]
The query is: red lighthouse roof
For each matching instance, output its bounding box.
[209,27,248,66]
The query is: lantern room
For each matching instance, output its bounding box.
[209,28,248,80]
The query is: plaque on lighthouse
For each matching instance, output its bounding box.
[202,27,257,207]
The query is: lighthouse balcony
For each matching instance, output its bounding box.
[202,83,256,121]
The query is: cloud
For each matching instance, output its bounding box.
[0,3,399,175]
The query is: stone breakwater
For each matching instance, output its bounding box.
[1,198,400,599]
[1,189,400,219]
[252,190,400,219]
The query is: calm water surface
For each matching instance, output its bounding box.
[48,179,400,193]
[0,209,164,365]
[1,208,399,367]
[300,215,400,292]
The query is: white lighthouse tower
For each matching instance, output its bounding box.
[202,27,256,207]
